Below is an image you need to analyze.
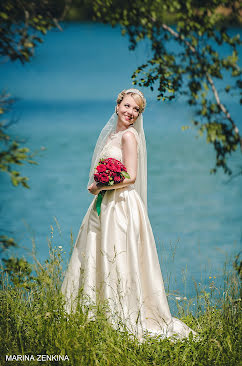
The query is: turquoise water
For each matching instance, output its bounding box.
[0,23,241,300]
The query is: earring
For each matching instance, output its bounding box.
[115,106,119,115]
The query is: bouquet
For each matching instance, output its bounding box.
[94,158,130,216]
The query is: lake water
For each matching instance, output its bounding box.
[0,23,241,301]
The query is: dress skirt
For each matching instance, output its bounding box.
[61,186,196,340]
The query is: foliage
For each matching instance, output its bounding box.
[64,0,242,25]
[86,0,242,175]
[1,257,34,288]
[0,236,18,254]
[0,0,68,63]
[0,92,38,253]
[63,0,96,21]
[0,0,68,252]
[233,251,242,274]
[0,234,241,365]
[0,93,38,189]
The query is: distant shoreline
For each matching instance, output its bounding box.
[64,5,242,26]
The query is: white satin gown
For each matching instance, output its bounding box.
[61,127,196,340]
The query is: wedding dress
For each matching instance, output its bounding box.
[61,122,197,341]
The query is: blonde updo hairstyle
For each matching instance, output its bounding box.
[116,89,146,114]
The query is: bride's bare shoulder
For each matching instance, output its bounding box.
[121,130,138,155]
[122,129,137,143]
[122,127,139,144]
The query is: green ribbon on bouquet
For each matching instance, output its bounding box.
[96,191,106,216]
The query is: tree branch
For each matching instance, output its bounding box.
[160,22,242,151]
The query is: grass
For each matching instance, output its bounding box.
[0,232,241,366]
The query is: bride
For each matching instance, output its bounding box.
[61,88,197,340]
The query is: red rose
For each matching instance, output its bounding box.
[113,163,121,173]
[100,173,109,183]
[94,173,100,182]
[120,163,127,172]
[106,162,114,171]
[114,175,122,183]
[97,164,106,173]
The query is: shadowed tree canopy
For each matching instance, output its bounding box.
[82,0,242,176]
[0,0,69,62]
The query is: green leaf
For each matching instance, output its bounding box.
[24,42,34,48]
[0,12,8,19]
[122,171,130,179]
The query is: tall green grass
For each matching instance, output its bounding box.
[0,230,241,366]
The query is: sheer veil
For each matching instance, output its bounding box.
[87,109,147,210]
[87,112,117,188]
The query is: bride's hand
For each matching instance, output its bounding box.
[88,182,101,195]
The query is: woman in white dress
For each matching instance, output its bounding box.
[61,88,197,340]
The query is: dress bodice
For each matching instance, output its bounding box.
[100,126,139,163]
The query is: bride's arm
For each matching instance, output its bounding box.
[88,131,137,195]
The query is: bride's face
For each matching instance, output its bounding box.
[116,95,140,128]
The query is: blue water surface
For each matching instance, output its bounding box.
[0,23,241,301]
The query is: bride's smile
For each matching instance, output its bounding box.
[116,94,140,130]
